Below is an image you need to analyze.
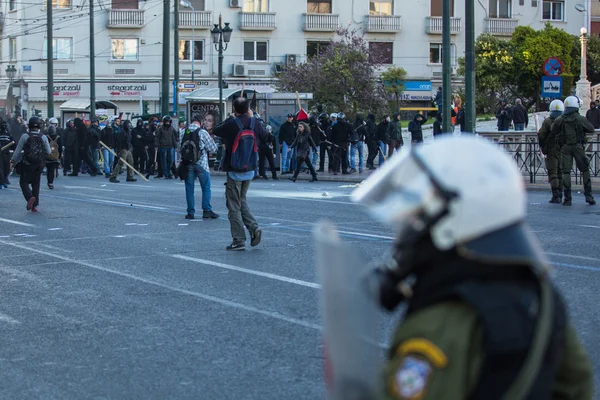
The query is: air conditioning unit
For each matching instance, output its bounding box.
[248,67,268,76]
[230,0,242,8]
[286,54,297,66]
[275,63,285,73]
[234,63,247,77]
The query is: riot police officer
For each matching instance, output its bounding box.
[348,136,593,399]
[538,99,564,203]
[552,96,596,206]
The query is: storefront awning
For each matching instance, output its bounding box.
[60,99,119,111]
[184,88,258,102]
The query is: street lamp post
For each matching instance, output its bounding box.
[577,27,591,114]
[180,0,196,81]
[5,65,16,117]
[211,15,233,121]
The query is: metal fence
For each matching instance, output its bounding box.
[477,132,600,184]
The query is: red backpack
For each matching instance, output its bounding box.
[231,117,258,172]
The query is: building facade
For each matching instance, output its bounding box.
[0,0,589,119]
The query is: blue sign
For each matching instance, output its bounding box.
[541,76,562,98]
[23,65,32,72]
[403,81,432,91]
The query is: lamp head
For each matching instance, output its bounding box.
[581,27,588,35]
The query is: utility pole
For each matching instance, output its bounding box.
[161,0,171,116]
[441,0,451,133]
[173,0,179,117]
[465,0,475,133]
[89,0,96,119]
[47,0,54,117]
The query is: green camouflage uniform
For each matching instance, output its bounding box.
[538,116,562,201]
[552,112,595,203]
[383,302,594,400]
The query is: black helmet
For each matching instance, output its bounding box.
[318,113,329,121]
[28,116,43,130]
[162,115,172,123]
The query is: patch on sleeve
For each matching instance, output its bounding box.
[396,338,448,368]
[392,356,432,399]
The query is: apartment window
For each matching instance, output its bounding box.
[370,0,393,15]
[307,0,331,13]
[9,0,16,11]
[111,0,139,9]
[369,42,393,64]
[542,0,563,21]
[430,0,454,16]
[429,43,455,64]
[307,41,330,58]
[489,0,511,18]
[44,0,72,9]
[519,0,524,4]
[9,38,16,61]
[244,41,268,62]
[43,38,73,60]
[111,38,139,61]
[187,0,205,10]
[243,0,267,12]
[179,40,204,61]
[531,0,538,6]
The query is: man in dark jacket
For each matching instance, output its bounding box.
[131,119,147,174]
[388,112,403,157]
[585,101,600,129]
[365,114,378,170]
[154,115,178,179]
[213,98,266,251]
[88,118,102,173]
[110,120,136,183]
[258,125,278,180]
[317,113,332,172]
[511,98,528,131]
[408,113,428,144]
[309,114,323,168]
[71,118,99,176]
[349,114,367,173]
[0,119,15,187]
[376,115,391,166]
[278,113,296,174]
[331,112,351,175]
[100,121,116,178]
[496,100,513,132]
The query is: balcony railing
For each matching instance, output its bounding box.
[178,11,212,29]
[365,15,402,33]
[107,9,145,28]
[239,12,277,30]
[303,13,340,32]
[425,16,462,34]
[484,18,518,36]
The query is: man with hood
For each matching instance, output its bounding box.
[585,101,600,129]
[388,112,403,157]
[552,96,596,206]
[331,112,351,175]
[63,119,77,176]
[365,114,378,170]
[131,119,148,174]
[0,119,14,187]
[110,120,136,183]
[408,113,428,144]
[154,115,178,179]
[349,114,367,174]
[376,115,391,166]
[538,100,564,204]
[496,100,513,132]
[72,118,100,176]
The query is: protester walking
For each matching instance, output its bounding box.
[44,123,62,189]
[9,117,51,212]
[213,98,266,251]
[0,119,14,188]
[289,121,318,182]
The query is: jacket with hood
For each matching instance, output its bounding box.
[553,108,595,147]
[388,113,403,141]
[496,105,513,130]
[154,124,178,148]
[366,114,377,143]
[377,119,390,143]
[0,121,14,155]
[101,125,116,148]
[332,119,352,144]
[408,113,427,143]
[74,118,89,149]
[131,120,147,149]
[63,124,77,150]
[585,106,600,129]
[115,121,133,152]
[309,120,323,146]
[89,124,102,149]
[351,115,367,143]
[278,120,296,145]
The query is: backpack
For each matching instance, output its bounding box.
[181,128,201,164]
[23,133,46,165]
[48,135,60,161]
[230,117,258,172]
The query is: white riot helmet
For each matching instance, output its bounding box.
[352,136,528,252]
[330,113,338,119]
[564,96,581,109]
[549,99,564,113]
[49,117,58,125]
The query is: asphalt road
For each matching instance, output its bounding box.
[0,174,599,399]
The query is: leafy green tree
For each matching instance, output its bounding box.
[380,66,407,112]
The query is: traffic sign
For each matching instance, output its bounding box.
[543,57,564,77]
[541,76,562,98]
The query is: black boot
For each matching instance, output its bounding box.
[549,191,561,204]
[310,174,318,182]
[585,194,596,205]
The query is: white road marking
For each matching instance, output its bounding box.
[63,185,116,192]
[0,240,322,331]
[13,234,29,236]
[0,312,20,324]
[335,230,395,240]
[546,252,600,262]
[47,228,63,231]
[578,225,600,229]
[172,255,321,289]
[178,224,188,226]
[0,236,10,238]
[114,235,126,238]
[37,243,73,253]
[0,218,35,227]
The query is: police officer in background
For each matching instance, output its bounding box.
[350,136,593,399]
[538,99,564,204]
[552,96,596,206]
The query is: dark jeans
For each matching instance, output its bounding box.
[293,155,317,179]
[46,162,59,184]
[225,174,259,244]
[259,145,277,178]
[75,146,99,174]
[319,144,333,171]
[20,163,43,207]
[332,144,348,173]
[366,140,377,167]
[133,147,147,174]
[185,164,212,215]
[147,147,156,174]
[159,147,172,177]
[0,153,10,183]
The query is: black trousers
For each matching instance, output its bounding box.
[0,153,10,183]
[133,147,147,174]
[46,162,59,184]
[75,147,99,174]
[64,149,76,173]
[319,144,333,171]
[332,144,348,173]
[259,145,277,177]
[147,147,156,174]
[20,163,43,207]
[293,155,316,179]
[366,140,377,167]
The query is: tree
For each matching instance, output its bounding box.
[277,27,388,116]
[380,67,407,112]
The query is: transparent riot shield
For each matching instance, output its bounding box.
[315,220,383,400]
